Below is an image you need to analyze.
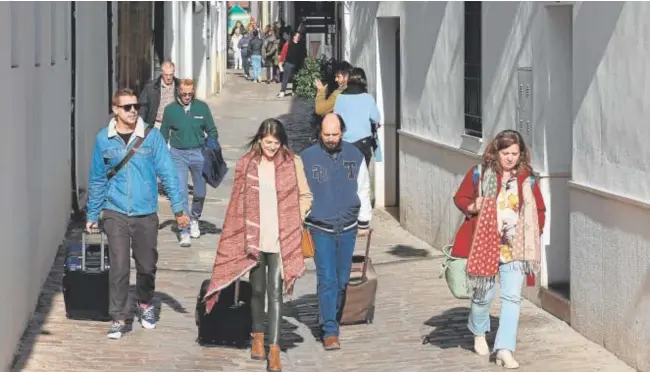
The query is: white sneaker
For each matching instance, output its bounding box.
[277,92,285,98]
[495,349,520,369]
[190,220,201,239]
[138,304,157,330]
[107,322,126,340]
[180,233,191,247]
[474,335,490,356]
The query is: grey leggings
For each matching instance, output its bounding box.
[250,252,283,344]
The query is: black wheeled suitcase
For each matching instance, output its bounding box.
[195,279,253,348]
[62,231,111,321]
[340,229,377,325]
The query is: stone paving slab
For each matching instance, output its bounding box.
[11,71,634,372]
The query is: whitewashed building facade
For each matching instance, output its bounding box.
[1,1,114,368]
[164,1,228,98]
[343,2,650,371]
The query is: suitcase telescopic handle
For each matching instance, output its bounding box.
[81,227,106,272]
[233,279,240,305]
[360,229,373,281]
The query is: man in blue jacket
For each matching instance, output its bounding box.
[300,113,372,350]
[86,88,189,340]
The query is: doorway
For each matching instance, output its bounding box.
[376,17,401,219]
[538,3,573,322]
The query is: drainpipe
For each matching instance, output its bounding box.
[170,2,180,66]
[342,1,351,62]
[182,1,193,79]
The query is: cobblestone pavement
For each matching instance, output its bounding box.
[12,72,633,371]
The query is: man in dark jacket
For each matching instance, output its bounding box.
[238,33,252,79]
[138,60,180,129]
[248,30,264,83]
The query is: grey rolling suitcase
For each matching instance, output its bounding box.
[340,229,377,325]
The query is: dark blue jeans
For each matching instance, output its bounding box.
[170,147,206,233]
[310,227,357,338]
[280,62,295,92]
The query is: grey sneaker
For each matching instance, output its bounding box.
[138,304,157,330]
[180,233,191,247]
[107,322,126,339]
[190,220,201,239]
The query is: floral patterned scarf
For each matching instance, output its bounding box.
[466,166,541,298]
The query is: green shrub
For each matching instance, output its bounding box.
[293,57,321,98]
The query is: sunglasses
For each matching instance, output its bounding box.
[118,103,141,111]
[180,92,194,97]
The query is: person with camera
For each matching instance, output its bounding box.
[332,67,381,166]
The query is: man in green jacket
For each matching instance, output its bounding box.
[160,79,218,247]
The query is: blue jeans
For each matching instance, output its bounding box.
[468,261,525,352]
[310,227,357,338]
[170,147,206,233]
[251,55,262,81]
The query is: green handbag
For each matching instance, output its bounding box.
[439,244,473,299]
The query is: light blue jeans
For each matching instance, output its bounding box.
[250,55,262,81]
[468,261,525,352]
[170,147,206,234]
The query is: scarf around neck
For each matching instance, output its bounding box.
[466,165,541,298]
[202,148,305,313]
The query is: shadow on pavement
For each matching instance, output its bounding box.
[158,219,222,236]
[126,285,189,321]
[387,244,431,258]
[276,96,318,154]
[285,293,322,342]
[421,306,498,352]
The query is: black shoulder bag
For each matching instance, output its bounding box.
[106,129,151,181]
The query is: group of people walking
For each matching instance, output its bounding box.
[230,20,306,98]
[85,51,546,371]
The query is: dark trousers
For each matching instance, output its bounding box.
[242,54,251,77]
[266,62,278,82]
[102,210,159,321]
[280,62,295,92]
[353,136,374,166]
[250,252,283,345]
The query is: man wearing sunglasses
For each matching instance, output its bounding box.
[86,88,189,339]
[159,79,219,247]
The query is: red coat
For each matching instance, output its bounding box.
[450,166,546,258]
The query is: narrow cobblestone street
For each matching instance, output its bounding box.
[11,72,634,372]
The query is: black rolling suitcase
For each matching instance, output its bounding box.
[195,279,253,348]
[62,230,111,321]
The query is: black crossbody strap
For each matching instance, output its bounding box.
[106,129,151,180]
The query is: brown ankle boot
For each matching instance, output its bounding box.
[323,336,341,351]
[250,332,265,360]
[267,344,282,372]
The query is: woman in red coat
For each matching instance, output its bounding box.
[451,129,546,369]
